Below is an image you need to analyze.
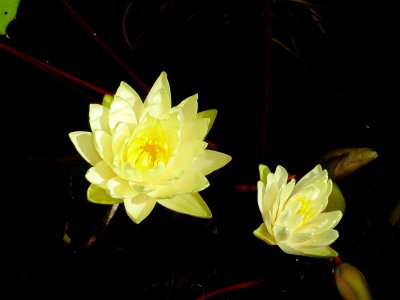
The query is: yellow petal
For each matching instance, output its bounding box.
[93,130,113,165]
[144,89,171,119]
[157,193,212,218]
[115,81,142,103]
[181,118,209,142]
[85,161,115,189]
[89,104,110,133]
[257,181,267,215]
[111,122,131,157]
[253,223,276,245]
[325,182,346,213]
[278,241,338,257]
[170,140,207,170]
[293,245,338,258]
[124,194,157,224]
[259,164,271,183]
[87,184,122,204]
[106,177,139,199]
[175,171,210,194]
[192,150,232,175]
[292,229,339,247]
[148,171,209,198]
[174,94,198,122]
[143,72,171,119]
[197,109,217,136]
[69,131,101,166]
[145,72,169,102]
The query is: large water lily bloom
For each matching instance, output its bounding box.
[69,71,232,224]
[253,164,343,258]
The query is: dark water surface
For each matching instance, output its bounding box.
[1,1,398,299]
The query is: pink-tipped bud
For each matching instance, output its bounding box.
[334,262,373,300]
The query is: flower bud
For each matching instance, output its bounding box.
[388,200,400,226]
[102,94,114,108]
[320,148,378,181]
[334,262,373,300]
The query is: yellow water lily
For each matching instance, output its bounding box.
[69,71,232,224]
[254,164,343,257]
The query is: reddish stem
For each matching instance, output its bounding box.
[196,278,266,300]
[334,256,344,266]
[62,0,150,93]
[25,154,80,162]
[0,41,113,96]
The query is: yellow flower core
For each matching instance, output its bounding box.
[124,120,170,171]
[296,197,314,223]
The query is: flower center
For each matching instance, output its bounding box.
[296,197,314,223]
[125,119,170,171]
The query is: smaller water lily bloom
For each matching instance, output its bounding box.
[69,71,232,224]
[253,164,343,258]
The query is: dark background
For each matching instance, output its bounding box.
[1,0,398,299]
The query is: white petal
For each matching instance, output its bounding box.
[277,209,303,230]
[191,150,232,175]
[109,97,137,133]
[89,104,110,133]
[265,210,274,234]
[286,231,314,244]
[69,131,101,166]
[293,165,326,193]
[274,165,290,186]
[143,89,171,119]
[115,81,145,122]
[124,194,157,224]
[277,242,305,256]
[273,224,290,242]
[115,81,141,102]
[157,193,212,218]
[300,210,343,233]
[275,179,295,220]
[148,171,209,198]
[85,161,115,188]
